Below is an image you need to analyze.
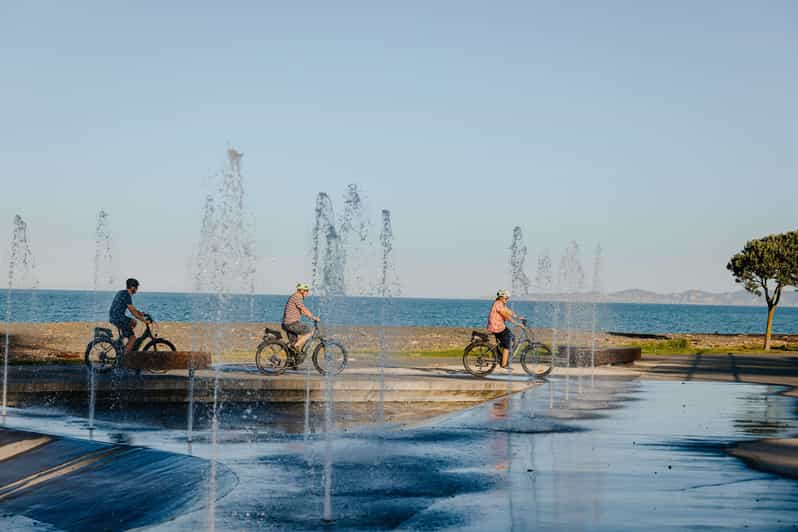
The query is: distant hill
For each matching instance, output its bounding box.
[521,289,798,307]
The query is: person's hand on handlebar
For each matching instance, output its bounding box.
[312,315,321,322]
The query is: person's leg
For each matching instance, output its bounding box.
[285,322,311,350]
[124,319,137,354]
[499,328,514,368]
[500,347,510,368]
[295,332,312,350]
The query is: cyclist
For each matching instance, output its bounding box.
[109,278,150,355]
[281,282,320,350]
[487,289,522,368]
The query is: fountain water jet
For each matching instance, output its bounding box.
[590,244,604,384]
[509,226,530,298]
[3,215,37,422]
[192,148,256,531]
[312,193,344,297]
[308,186,400,522]
[377,209,397,429]
[88,210,114,434]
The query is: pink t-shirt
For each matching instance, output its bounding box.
[487,300,507,333]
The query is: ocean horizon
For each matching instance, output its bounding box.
[2,288,797,335]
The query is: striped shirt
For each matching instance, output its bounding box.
[282,293,307,325]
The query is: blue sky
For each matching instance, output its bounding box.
[1,1,797,298]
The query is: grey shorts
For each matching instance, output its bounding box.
[282,321,310,342]
[111,319,134,338]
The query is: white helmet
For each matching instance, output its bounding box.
[296,282,310,291]
[496,289,510,299]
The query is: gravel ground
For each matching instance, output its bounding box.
[2,321,798,363]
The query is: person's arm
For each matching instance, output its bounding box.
[498,305,517,324]
[298,300,319,322]
[127,304,149,321]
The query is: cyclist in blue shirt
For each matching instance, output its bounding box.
[109,278,149,355]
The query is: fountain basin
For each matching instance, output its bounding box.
[121,351,211,371]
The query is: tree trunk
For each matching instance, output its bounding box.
[764,304,776,350]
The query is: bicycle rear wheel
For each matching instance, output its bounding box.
[85,338,118,373]
[256,340,291,376]
[462,342,497,377]
[520,342,553,377]
[312,341,347,376]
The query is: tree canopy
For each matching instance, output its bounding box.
[727,230,798,349]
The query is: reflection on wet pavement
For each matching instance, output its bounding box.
[1,376,797,530]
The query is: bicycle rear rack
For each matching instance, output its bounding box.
[94,327,113,339]
[263,327,283,340]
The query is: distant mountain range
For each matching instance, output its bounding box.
[521,289,798,307]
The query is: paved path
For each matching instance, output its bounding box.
[631,352,798,395]
[630,352,798,479]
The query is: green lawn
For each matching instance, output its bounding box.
[622,338,798,355]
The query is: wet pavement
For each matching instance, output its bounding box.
[2,375,798,530]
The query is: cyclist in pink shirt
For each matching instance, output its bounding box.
[487,289,522,368]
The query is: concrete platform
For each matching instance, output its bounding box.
[3,363,536,406]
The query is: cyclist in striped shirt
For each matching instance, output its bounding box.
[281,282,320,349]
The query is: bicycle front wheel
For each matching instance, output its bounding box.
[520,342,553,377]
[256,340,291,376]
[312,341,348,376]
[462,342,497,377]
[85,338,118,373]
[142,338,176,374]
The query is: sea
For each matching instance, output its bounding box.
[2,289,798,335]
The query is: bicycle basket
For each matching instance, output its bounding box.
[471,330,489,343]
[263,327,283,340]
[94,327,113,339]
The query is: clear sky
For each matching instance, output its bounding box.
[1,1,796,298]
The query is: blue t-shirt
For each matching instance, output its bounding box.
[109,289,132,323]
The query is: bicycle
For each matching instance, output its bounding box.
[84,314,176,374]
[462,318,553,378]
[255,321,348,376]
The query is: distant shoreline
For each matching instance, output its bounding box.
[2,287,796,308]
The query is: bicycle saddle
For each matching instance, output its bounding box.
[471,331,489,342]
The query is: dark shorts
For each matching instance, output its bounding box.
[111,319,134,338]
[282,321,310,343]
[494,328,514,350]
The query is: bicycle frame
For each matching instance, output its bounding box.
[95,319,157,358]
[256,320,348,376]
[116,322,156,351]
[486,321,535,362]
[292,322,324,363]
[463,318,553,378]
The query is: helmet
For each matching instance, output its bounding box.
[126,278,140,289]
[496,289,510,299]
[296,282,310,291]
